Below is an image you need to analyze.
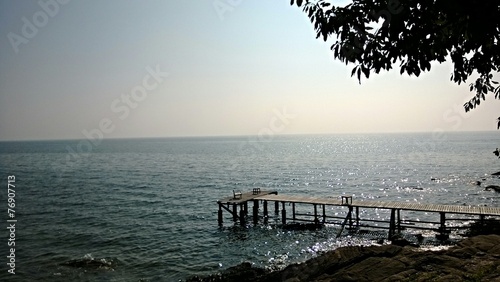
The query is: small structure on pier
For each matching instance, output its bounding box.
[217,190,500,240]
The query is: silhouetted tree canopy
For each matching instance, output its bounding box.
[291,0,500,119]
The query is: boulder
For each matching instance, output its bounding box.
[485,185,500,192]
[188,235,500,282]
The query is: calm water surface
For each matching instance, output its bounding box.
[0,132,499,281]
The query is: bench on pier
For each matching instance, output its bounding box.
[233,190,242,199]
[341,196,352,205]
[252,188,261,195]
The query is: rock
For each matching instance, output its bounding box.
[189,235,500,282]
[186,262,267,282]
[485,185,500,192]
[415,233,424,243]
[335,256,407,282]
[390,235,414,247]
[61,257,115,270]
[466,219,500,236]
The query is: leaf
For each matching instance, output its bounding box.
[424,61,431,71]
[361,65,370,78]
[297,0,303,7]
[351,66,358,77]
[414,67,421,77]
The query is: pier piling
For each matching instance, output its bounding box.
[263,200,268,217]
[322,205,326,223]
[253,200,258,225]
[281,202,286,224]
[218,205,223,226]
[232,205,238,222]
[389,208,396,238]
[239,209,245,226]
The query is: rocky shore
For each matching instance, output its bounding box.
[187,234,500,282]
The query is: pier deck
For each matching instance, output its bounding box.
[256,194,500,216]
[217,190,278,205]
[217,191,500,239]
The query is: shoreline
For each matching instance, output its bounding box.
[187,234,500,281]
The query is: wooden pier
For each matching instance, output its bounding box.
[217,189,278,226]
[217,190,500,239]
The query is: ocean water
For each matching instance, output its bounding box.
[0,132,499,281]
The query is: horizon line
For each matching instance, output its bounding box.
[0,129,497,142]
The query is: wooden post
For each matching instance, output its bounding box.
[355,206,359,228]
[292,203,296,220]
[396,209,401,233]
[336,208,352,238]
[240,208,246,226]
[388,208,396,239]
[244,202,248,216]
[263,200,268,217]
[314,204,318,224]
[232,204,238,222]
[275,201,279,214]
[322,204,326,223]
[281,202,287,225]
[348,206,353,229]
[218,203,223,226]
[253,200,259,225]
[440,212,446,235]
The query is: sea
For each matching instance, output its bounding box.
[0,132,499,281]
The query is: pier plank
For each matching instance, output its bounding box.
[217,190,278,205]
[244,193,500,216]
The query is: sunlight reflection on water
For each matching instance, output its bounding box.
[0,132,498,281]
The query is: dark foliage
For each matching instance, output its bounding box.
[291,0,500,116]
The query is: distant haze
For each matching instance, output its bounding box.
[0,1,498,141]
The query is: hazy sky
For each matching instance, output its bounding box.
[0,0,498,141]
